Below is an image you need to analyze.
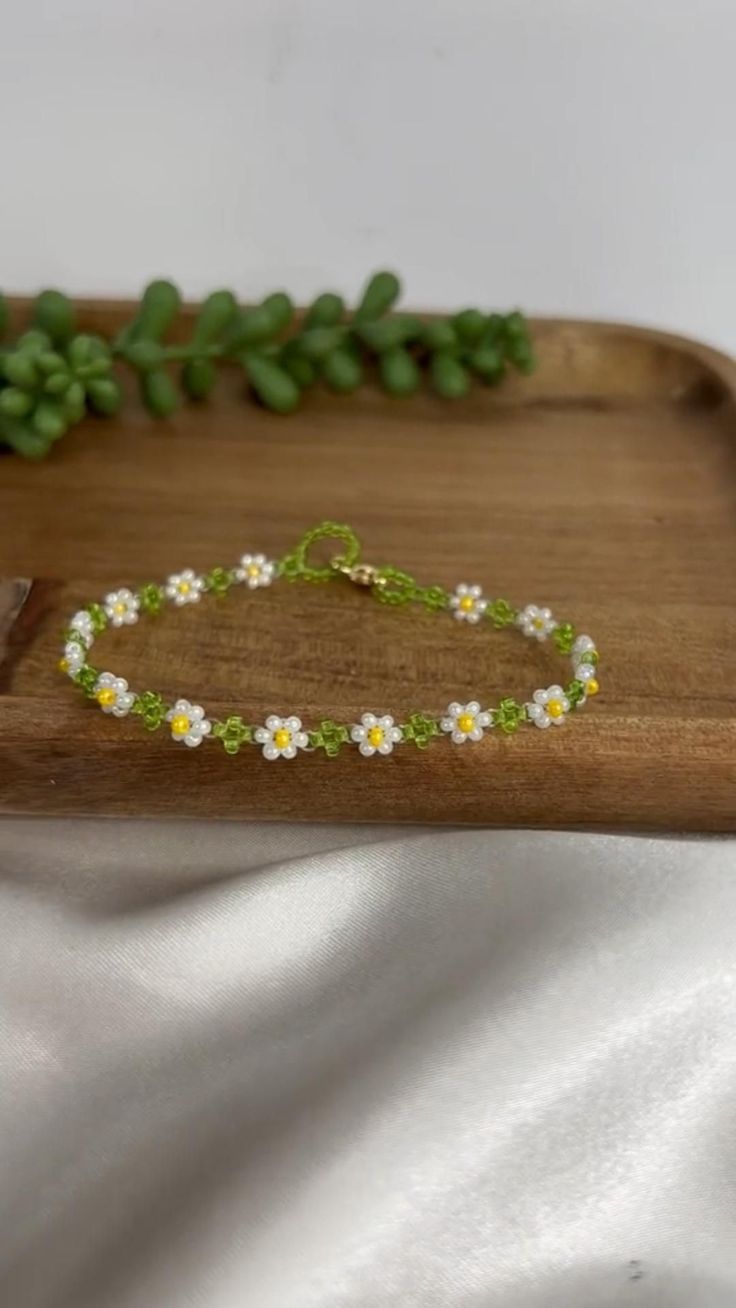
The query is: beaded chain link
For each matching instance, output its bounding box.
[58,521,601,760]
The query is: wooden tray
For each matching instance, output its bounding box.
[1,302,734,829]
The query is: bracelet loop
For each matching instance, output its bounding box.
[281,520,361,584]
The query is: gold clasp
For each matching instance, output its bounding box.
[332,559,386,590]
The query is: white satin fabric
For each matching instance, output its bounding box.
[1,820,735,1308]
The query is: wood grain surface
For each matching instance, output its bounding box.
[1,302,734,829]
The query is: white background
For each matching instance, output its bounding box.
[1,0,734,352]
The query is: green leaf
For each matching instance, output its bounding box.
[245,355,300,413]
[191,290,238,346]
[353,270,401,324]
[430,353,470,399]
[134,280,181,341]
[182,357,216,399]
[303,292,344,329]
[140,369,178,417]
[322,348,363,394]
[0,387,34,418]
[379,347,420,396]
[33,290,75,344]
[87,377,122,416]
[356,315,421,353]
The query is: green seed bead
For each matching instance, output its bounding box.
[182,356,216,399]
[245,355,300,413]
[191,290,238,346]
[430,352,470,399]
[32,400,67,442]
[322,348,363,394]
[452,308,486,344]
[140,369,178,417]
[420,321,457,352]
[0,386,34,418]
[33,290,75,344]
[262,291,294,334]
[303,292,344,329]
[2,352,38,389]
[379,347,420,396]
[356,315,421,353]
[353,270,401,324]
[134,280,181,341]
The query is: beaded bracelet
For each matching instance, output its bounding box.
[58,521,600,759]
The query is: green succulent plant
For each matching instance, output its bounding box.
[0,272,536,458]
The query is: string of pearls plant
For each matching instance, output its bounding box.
[58,522,601,760]
[0,273,534,459]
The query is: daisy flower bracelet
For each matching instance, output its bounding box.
[59,521,601,759]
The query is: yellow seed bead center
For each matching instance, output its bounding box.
[547,699,564,719]
[459,596,475,612]
[586,679,600,696]
[533,617,545,629]
[457,713,476,734]
[58,657,69,673]
[368,726,384,747]
[247,565,260,578]
[178,581,191,595]
[274,728,291,749]
[114,602,126,615]
[96,688,116,708]
[171,713,191,736]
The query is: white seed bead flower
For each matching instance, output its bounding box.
[440,701,492,744]
[94,671,136,717]
[517,604,557,641]
[450,583,487,624]
[166,698,211,747]
[235,553,276,589]
[61,640,85,676]
[526,685,571,729]
[104,587,140,628]
[165,569,205,606]
[69,610,94,649]
[350,713,403,757]
[254,714,309,761]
